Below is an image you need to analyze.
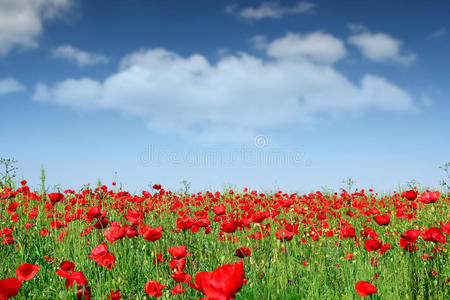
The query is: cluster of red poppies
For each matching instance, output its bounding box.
[0,180,449,298]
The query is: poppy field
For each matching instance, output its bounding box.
[0,182,449,299]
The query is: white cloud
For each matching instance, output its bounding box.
[266,32,346,64]
[53,45,109,67]
[250,35,268,50]
[0,0,74,56]
[233,1,315,20]
[430,27,447,38]
[33,32,415,142]
[348,26,415,64]
[0,78,26,94]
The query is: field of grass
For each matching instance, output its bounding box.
[0,182,449,299]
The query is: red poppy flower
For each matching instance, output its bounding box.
[212,205,226,215]
[373,214,390,226]
[56,261,76,278]
[6,201,19,215]
[421,227,446,244]
[168,246,191,259]
[104,226,125,243]
[143,226,163,242]
[251,211,267,223]
[340,227,356,239]
[195,218,211,228]
[48,193,65,204]
[418,191,440,203]
[169,258,186,272]
[16,263,39,281]
[234,247,251,258]
[108,289,122,300]
[144,281,165,297]
[153,253,167,264]
[441,221,450,235]
[355,281,377,297]
[191,261,244,300]
[89,243,116,270]
[85,207,101,223]
[275,229,293,241]
[170,272,191,283]
[170,285,186,295]
[364,239,382,252]
[0,278,22,299]
[220,220,238,233]
[65,271,88,290]
[402,190,418,201]
[401,229,421,242]
[176,217,195,230]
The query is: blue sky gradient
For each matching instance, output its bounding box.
[1,0,449,193]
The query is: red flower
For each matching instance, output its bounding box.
[402,190,418,201]
[168,246,191,259]
[275,229,293,241]
[219,220,238,233]
[169,259,186,272]
[418,191,440,203]
[401,229,421,242]
[57,261,76,278]
[364,239,382,252]
[170,285,186,295]
[65,271,88,290]
[191,261,244,300]
[48,192,65,204]
[6,201,19,215]
[251,211,267,223]
[170,272,191,283]
[85,207,101,223]
[0,278,22,299]
[212,205,226,215]
[340,227,356,239]
[143,226,163,242]
[144,281,165,297]
[421,227,446,244]
[373,214,390,226]
[108,289,122,300]
[0,277,22,299]
[89,243,116,270]
[16,263,39,281]
[441,221,450,235]
[355,281,377,297]
[153,253,167,264]
[104,226,125,243]
[234,247,251,258]
[176,217,195,230]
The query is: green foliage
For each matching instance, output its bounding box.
[440,162,450,190]
[0,157,18,188]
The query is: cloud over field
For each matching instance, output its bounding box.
[33,32,415,142]
[0,0,74,56]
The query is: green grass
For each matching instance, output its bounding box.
[0,187,449,299]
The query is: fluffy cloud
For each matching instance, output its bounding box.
[228,1,315,20]
[0,78,26,94]
[0,0,74,56]
[33,32,414,142]
[53,45,109,67]
[430,27,447,38]
[348,25,415,64]
[266,32,346,64]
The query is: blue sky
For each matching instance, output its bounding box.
[1,0,449,193]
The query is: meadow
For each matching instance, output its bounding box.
[0,181,449,299]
